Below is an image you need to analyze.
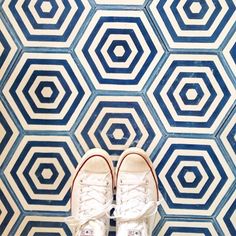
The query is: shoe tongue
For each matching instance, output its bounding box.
[117,222,148,236]
[78,220,105,236]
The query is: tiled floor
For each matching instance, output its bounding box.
[0,0,235,235]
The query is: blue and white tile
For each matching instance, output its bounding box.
[0,179,20,236]
[157,219,219,235]
[0,17,18,81]
[2,0,91,47]
[148,0,236,49]
[3,52,91,131]
[4,135,80,212]
[75,10,164,91]
[0,0,235,234]
[223,30,236,77]
[154,138,234,216]
[75,95,162,160]
[219,111,236,167]
[0,100,19,167]
[147,54,235,134]
[216,189,236,235]
[15,216,72,235]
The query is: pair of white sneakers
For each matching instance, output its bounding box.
[66,148,160,236]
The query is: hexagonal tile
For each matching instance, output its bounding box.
[148,0,236,49]
[75,10,164,91]
[3,0,91,47]
[4,135,80,212]
[154,138,234,215]
[75,95,162,160]
[3,53,91,131]
[147,54,235,133]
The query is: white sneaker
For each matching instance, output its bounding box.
[115,148,160,236]
[65,148,114,236]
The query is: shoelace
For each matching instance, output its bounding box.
[66,176,162,235]
[65,178,113,235]
[112,177,161,221]
[113,201,160,222]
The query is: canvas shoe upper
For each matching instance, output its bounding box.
[65,149,114,236]
[115,148,160,236]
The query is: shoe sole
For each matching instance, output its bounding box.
[70,148,115,209]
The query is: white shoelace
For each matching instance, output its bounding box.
[65,177,112,235]
[66,174,161,235]
[112,176,161,234]
[113,200,159,222]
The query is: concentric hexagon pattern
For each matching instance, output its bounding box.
[3,53,91,131]
[0,0,235,235]
[75,10,164,91]
[4,135,80,212]
[147,54,235,134]
[75,96,162,160]
[2,0,91,47]
[148,0,236,49]
[154,138,234,216]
